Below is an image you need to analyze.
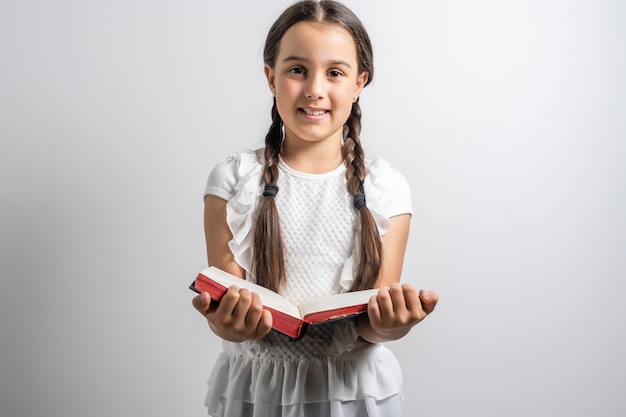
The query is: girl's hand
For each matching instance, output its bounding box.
[192,285,273,342]
[358,283,439,343]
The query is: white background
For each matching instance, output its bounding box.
[1,1,624,416]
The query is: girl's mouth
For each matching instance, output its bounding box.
[301,108,328,116]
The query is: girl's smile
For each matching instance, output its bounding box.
[300,107,329,118]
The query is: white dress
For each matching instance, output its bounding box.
[203,149,413,417]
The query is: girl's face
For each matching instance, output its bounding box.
[265,21,368,150]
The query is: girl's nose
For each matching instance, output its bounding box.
[304,73,325,100]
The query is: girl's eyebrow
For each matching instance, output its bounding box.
[282,55,352,68]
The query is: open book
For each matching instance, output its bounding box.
[189,266,379,340]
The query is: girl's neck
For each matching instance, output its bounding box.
[280,141,344,174]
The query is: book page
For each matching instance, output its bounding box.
[199,267,302,319]
[297,288,379,317]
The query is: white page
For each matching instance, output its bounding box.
[297,289,379,317]
[200,267,302,318]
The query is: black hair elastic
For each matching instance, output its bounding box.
[353,193,366,209]
[263,183,279,197]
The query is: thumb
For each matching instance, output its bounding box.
[419,289,439,315]
[192,292,212,315]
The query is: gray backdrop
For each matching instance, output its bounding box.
[1,0,624,416]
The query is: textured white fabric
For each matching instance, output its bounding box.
[273,159,355,304]
[202,149,412,417]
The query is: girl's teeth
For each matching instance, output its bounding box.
[304,109,326,116]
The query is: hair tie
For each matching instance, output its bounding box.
[353,193,366,209]
[263,183,279,197]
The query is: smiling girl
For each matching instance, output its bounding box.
[192,1,438,416]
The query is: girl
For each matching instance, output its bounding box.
[192,1,439,416]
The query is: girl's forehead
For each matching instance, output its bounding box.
[277,21,357,62]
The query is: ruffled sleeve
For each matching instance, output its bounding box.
[204,149,264,275]
[363,157,413,233]
[339,157,413,291]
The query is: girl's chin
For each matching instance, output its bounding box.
[284,128,343,144]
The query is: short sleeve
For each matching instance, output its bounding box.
[204,155,241,201]
[371,161,412,218]
[363,158,412,234]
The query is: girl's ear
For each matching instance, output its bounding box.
[264,65,276,95]
[355,71,369,96]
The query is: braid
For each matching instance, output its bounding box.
[262,103,282,183]
[342,101,382,291]
[252,100,286,292]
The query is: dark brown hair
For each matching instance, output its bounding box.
[252,0,381,292]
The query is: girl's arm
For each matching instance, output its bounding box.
[357,214,439,343]
[192,195,273,342]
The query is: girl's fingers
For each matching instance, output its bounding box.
[402,284,423,317]
[214,285,243,316]
[257,309,273,335]
[231,287,253,320]
[372,284,431,329]
[193,284,272,341]
[244,292,265,327]
[367,295,382,323]
[192,292,212,315]
[402,285,418,308]
[375,286,395,320]
[419,289,439,315]
[388,283,408,312]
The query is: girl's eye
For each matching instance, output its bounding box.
[289,67,304,75]
[328,70,343,78]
